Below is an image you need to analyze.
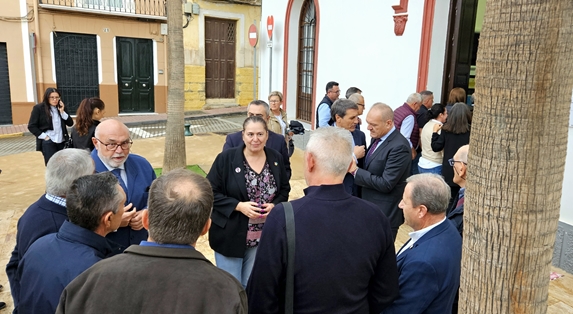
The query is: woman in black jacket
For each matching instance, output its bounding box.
[27,88,74,165]
[431,102,471,205]
[70,97,105,151]
[207,116,290,287]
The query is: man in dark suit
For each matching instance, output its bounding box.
[350,103,412,239]
[330,98,364,195]
[17,172,125,314]
[6,149,95,308]
[91,119,156,250]
[347,93,367,161]
[223,100,291,179]
[383,173,462,314]
[56,169,246,313]
[247,127,399,313]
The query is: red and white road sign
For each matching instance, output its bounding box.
[267,15,274,40]
[249,24,258,47]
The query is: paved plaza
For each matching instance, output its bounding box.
[0,113,571,312]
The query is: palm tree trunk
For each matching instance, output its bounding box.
[461,1,573,313]
[163,0,186,172]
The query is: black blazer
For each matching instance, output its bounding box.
[71,120,100,151]
[207,145,290,258]
[354,129,411,230]
[28,103,73,150]
[223,130,291,179]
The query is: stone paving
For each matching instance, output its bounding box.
[0,109,570,312]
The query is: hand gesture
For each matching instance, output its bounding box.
[121,203,136,227]
[129,209,146,231]
[354,145,366,159]
[237,201,267,219]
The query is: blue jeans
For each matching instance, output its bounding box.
[418,165,442,175]
[214,247,258,287]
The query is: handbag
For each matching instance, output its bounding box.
[282,201,295,314]
[63,132,73,149]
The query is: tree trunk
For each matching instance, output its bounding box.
[460,1,573,313]
[163,0,186,173]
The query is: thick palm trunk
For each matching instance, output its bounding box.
[163,0,186,172]
[461,1,573,313]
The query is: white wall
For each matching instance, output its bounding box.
[259,0,436,130]
[560,100,573,225]
[426,1,451,102]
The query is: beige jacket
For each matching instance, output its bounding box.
[268,109,288,136]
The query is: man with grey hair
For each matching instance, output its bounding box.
[248,127,399,313]
[417,90,434,130]
[57,169,247,313]
[345,86,362,99]
[383,173,462,314]
[17,172,125,314]
[394,93,423,163]
[223,99,291,179]
[6,148,95,308]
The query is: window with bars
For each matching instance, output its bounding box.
[53,32,100,114]
[296,0,316,122]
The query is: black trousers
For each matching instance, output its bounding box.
[41,139,66,165]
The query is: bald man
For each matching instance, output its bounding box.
[91,119,156,251]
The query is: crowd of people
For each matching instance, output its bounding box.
[5,84,472,313]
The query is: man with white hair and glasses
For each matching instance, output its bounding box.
[91,119,156,251]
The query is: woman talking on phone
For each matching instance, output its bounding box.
[28,88,74,165]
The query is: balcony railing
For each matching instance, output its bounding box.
[40,0,166,19]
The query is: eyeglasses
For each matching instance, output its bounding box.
[269,100,281,103]
[448,158,467,167]
[95,137,133,151]
[49,96,60,100]
[356,103,365,107]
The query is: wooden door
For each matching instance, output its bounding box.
[205,17,236,99]
[117,37,154,112]
[0,42,12,124]
[53,32,99,114]
[442,0,479,103]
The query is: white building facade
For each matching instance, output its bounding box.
[258,0,573,272]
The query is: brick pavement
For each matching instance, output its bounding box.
[0,106,247,138]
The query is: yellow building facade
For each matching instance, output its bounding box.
[0,0,260,125]
[182,1,261,111]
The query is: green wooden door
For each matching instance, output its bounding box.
[117,37,154,112]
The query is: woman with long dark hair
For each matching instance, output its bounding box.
[431,103,471,203]
[70,97,105,151]
[418,103,448,174]
[28,88,74,165]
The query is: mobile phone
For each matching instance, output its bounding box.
[57,100,63,109]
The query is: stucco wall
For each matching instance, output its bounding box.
[182,0,261,110]
[1,0,36,123]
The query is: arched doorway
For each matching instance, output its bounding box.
[295,0,316,122]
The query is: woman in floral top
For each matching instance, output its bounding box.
[207,116,291,287]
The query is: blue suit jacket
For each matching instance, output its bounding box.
[6,195,68,307]
[17,221,121,314]
[91,149,156,250]
[383,219,462,314]
[223,130,291,179]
